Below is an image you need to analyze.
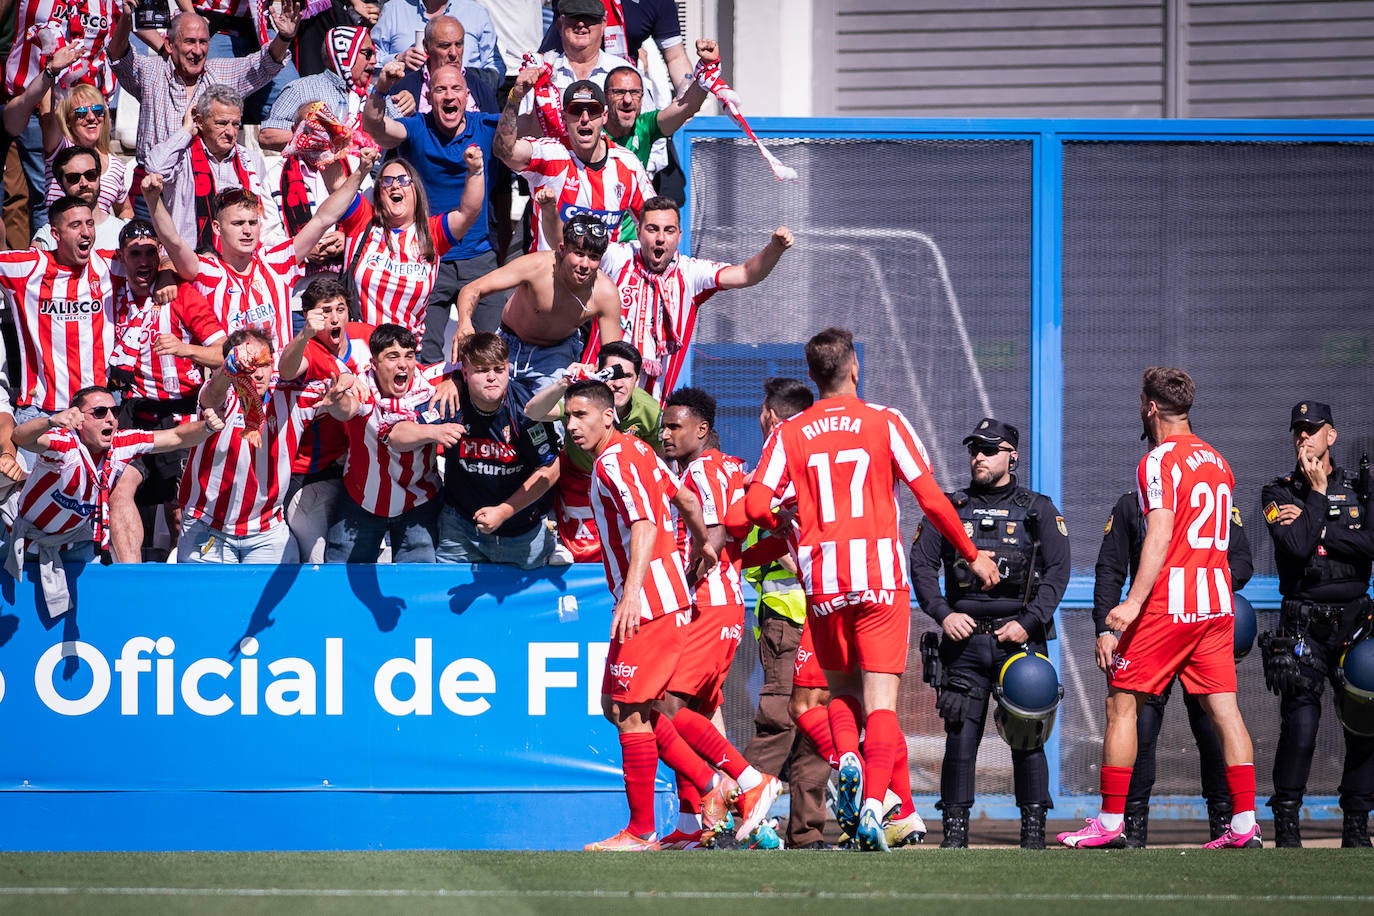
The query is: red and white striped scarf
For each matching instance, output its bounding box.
[521,52,568,147]
[694,59,797,181]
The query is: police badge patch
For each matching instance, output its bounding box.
[1231,506,1244,527]
[1055,516,1068,537]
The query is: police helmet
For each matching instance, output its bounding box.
[1232,593,1257,660]
[993,650,1064,751]
[1335,638,1374,737]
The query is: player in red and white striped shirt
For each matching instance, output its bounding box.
[495,77,650,252]
[7,386,214,615]
[145,147,379,355]
[178,328,353,564]
[0,196,116,417]
[6,0,122,100]
[656,386,783,847]
[325,324,459,563]
[338,150,485,337]
[106,218,228,564]
[590,199,793,402]
[1062,367,1259,850]
[745,327,999,852]
[275,276,375,564]
[564,378,735,853]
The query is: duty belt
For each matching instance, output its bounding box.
[971,615,1018,635]
[1281,599,1346,626]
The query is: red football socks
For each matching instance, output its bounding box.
[651,712,714,793]
[1100,765,1133,815]
[672,707,747,780]
[795,705,838,768]
[889,728,915,818]
[862,709,902,805]
[829,693,863,760]
[619,731,659,836]
[1226,763,1257,816]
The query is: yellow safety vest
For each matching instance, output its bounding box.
[743,527,807,634]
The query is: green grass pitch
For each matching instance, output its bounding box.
[0,849,1370,915]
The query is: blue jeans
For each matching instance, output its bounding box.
[207,31,298,125]
[498,325,583,409]
[12,114,48,236]
[178,516,293,564]
[435,504,556,569]
[325,494,439,563]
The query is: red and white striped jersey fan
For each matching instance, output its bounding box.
[340,365,445,518]
[590,430,691,615]
[338,196,456,337]
[288,323,374,476]
[109,279,226,400]
[1137,434,1237,624]
[0,248,115,410]
[520,137,650,252]
[753,396,946,596]
[6,0,121,98]
[675,449,746,610]
[180,383,324,535]
[15,427,154,544]
[591,242,727,402]
[192,239,300,353]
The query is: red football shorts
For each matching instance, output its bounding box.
[806,589,912,676]
[1109,611,1237,695]
[792,618,828,689]
[666,600,745,712]
[601,609,686,704]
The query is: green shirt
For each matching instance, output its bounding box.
[565,386,663,472]
[606,111,665,242]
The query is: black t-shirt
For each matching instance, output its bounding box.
[443,386,560,535]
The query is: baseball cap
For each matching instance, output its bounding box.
[560,0,607,21]
[1289,400,1334,430]
[563,79,607,111]
[963,417,1019,449]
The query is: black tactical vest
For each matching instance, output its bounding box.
[948,487,1042,602]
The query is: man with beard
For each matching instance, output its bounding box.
[909,417,1070,849]
[363,59,504,362]
[32,147,127,252]
[145,85,280,250]
[496,77,650,252]
[592,196,792,402]
[0,195,116,423]
[1060,367,1260,850]
[106,219,227,564]
[451,214,622,405]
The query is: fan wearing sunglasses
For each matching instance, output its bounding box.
[2,67,134,221]
[333,148,485,336]
[495,78,652,253]
[32,147,127,254]
[909,416,1071,850]
[6,385,219,617]
[145,145,381,355]
[443,213,623,409]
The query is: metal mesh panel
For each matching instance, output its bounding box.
[692,136,1034,798]
[1060,140,1374,798]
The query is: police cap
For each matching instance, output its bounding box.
[963,417,1019,449]
[1290,401,1334,431]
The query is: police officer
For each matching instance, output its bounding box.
[1261,400,1374,848]
[910,417,1070,849]
[1093,489,1254,846]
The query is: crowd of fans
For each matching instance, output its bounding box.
[0,0,793,586]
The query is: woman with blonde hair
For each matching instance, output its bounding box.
[3,45,133,218]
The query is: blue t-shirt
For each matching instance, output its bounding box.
[395,111,500,262]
